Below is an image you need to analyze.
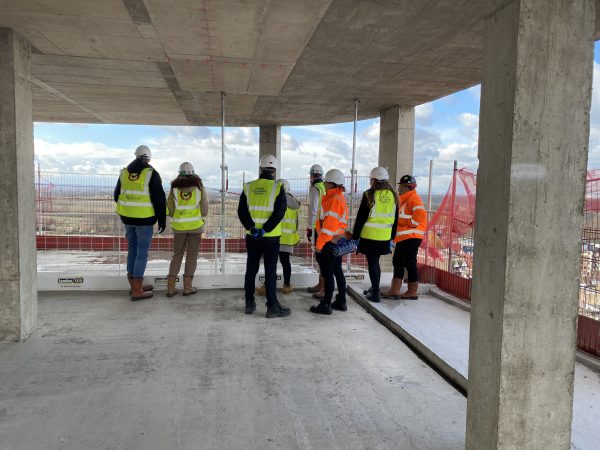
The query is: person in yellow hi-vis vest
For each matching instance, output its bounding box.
[349,167,398,303]
[237,154,289,318]
[114,145,166,301]
[306,164,326,297]
[165,162,208,298]
[256,179,300,296]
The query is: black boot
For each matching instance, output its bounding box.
[310,300,332,315]
[245,298,256,315]
[366,289,381,303]
[362,286,373,295]
[331,293,347,311]
[266,301,291,318]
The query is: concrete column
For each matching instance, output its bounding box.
[466,1,595,449]
[378,106,414,184]
[259,125,281,175]
[0,29,37,341]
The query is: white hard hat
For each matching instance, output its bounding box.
[134,145,151,159]
[324,168,345,186]
[310,164,324,176]
[259,154,278,169]
[369,166,389,181]
[179,162,195,176]
[277,179,290,193]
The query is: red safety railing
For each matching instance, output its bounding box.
[33,168,600,358]
[415,167,600,358]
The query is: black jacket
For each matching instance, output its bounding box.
[114,158,167,229]
[237,173,287,239]
[352,190,399,256]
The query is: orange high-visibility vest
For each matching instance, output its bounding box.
[316,187,348,251]
[394,189,427,243]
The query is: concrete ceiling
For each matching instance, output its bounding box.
[0,0,599,126]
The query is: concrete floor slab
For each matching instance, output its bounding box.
[0,290,466,450]
[348,283,600,450]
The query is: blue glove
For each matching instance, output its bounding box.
[389,241,395,253]
[250,227,265,240]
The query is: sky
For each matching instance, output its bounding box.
[33,42,600,194]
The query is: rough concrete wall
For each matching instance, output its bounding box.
[0,29,36,341]
[378,106,414,184]
[467,1,595,448]
[259,125,281,174]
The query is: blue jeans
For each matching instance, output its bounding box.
[125,225,154,278]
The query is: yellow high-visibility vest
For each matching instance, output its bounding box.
[116,168,155,218]
[280,207,299,246]
[360,189,396,241]
[313,181,326,228]
[171,188,204,231]
[244,178,282,237]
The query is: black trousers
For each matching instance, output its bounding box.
[392,238,422,282]
[245,236,280,307]
[366,253,382,292]
[317,244,346,302]
[278,251,291,286]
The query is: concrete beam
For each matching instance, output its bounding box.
[0,29,37,341]
[378,106,415,184]
[259,125,281,175]
[466,1,596,449]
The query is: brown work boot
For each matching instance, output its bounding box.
[306,276,323,293]
[128,274,153,294]
[401,282,419,300]
[312,290,324,299]
[182,276,198,296]
[282,285,294,294]
[381,278,402,299]
[131,278,153,301]
[166,276,178,298]
[255,284,266,296]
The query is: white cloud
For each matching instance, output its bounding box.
[34,139,132,174]
[364,120,380,140]
[416,103,434,126]
[459,112,478,129]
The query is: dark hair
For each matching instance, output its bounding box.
[366,180,397,208]
[326,181,345,192]
[171,174,203,189]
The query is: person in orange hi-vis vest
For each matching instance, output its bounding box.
[382,174,427,300]
[310,168,349,315]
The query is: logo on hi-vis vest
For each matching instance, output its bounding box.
[180,192,192,201]
[128,173,140,181]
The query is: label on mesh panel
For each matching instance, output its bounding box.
[154,276,178,286]
[57,277,84,288]
[258,274,282,282]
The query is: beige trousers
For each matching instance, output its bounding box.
[168,233,200,277]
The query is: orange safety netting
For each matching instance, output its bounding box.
[425,168,600,262]
[424,168,476,262]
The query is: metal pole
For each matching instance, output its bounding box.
[425,160,433,269]
[447,160,457,273]
[220,91,226,282]
[347,98,359,272]
[37,162,42,234]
